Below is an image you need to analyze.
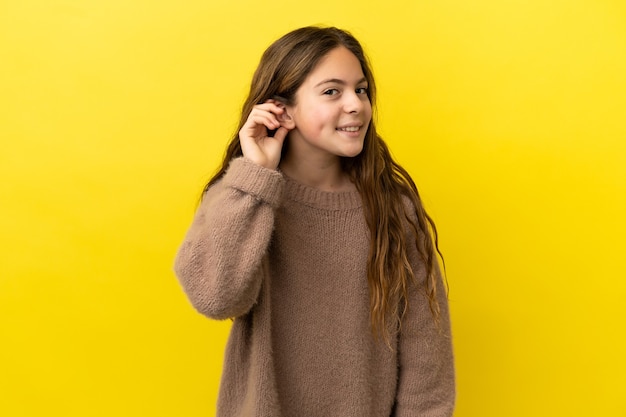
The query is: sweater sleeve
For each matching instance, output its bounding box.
[173,157,284,320]
[393,214,456,416]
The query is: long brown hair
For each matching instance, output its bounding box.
[204,26,445,341]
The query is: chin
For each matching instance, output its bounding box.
[340,146,364,158]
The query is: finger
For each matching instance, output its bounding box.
[244,108,280,128]
[249,105,284,122]
[272,126,289,143]
[247,113,280,130]
[254,102,285,116]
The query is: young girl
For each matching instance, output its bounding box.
[174,26,455,417]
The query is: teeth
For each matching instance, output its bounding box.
[338,126,359,132]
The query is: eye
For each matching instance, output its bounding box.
[356,87,369,95]
[323,88,339,96]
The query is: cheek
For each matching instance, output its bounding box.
[317,108,338,129]
[292,99,341,136]
[364,102,373,122]
[301,106,335,132]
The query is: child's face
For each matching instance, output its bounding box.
[285,46,372,160]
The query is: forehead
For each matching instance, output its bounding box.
[305,46,366,84]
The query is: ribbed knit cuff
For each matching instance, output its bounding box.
[222,157,284,208]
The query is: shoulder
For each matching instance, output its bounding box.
[399,192,432,257]
[400,193,419,224]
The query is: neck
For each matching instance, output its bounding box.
[279,151,352,192]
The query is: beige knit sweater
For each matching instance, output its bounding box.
[174,157,455,417]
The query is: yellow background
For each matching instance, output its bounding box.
[1,0,625,416]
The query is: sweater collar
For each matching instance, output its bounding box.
[281,174,362,211]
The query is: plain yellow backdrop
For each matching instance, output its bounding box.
[1,0,625,416]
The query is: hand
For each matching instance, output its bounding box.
[239,100,291,170]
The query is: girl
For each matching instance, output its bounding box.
[174,26,455,417]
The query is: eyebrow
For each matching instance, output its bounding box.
[314,77,368,88]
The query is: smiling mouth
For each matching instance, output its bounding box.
[336,126,360,132]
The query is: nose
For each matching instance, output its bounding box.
[343,91,366,114]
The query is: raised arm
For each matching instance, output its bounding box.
[173,157,284,320]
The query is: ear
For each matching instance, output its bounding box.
[277,105,296,130]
